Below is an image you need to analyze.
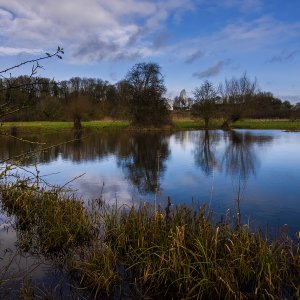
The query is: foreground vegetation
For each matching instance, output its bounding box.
[1,184,300,299]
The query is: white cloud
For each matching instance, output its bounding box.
[220,16,300,44]
[217,0,263,12]
[0,0,194,62]
[0,46,42,55]
[181,16,300,60]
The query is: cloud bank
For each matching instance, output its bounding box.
[0,0,194,62]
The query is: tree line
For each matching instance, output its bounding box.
[0,62,298,128]
[192,75,293,129]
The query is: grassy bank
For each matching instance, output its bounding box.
[0,120,130,134]
[2,119,300,134]
[1,185,300,299]
[232,119,300,130]
[174,119,300,131]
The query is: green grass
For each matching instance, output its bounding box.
[232,119,300,130]
[174,119,223,129]
[0,119,213,132]
[0,120,129,134]
[2,119,300,133]
[175,119,300,130]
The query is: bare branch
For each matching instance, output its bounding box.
[0,46,64,75]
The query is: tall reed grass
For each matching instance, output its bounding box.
[1,184,94,254]
[1,185,300,299]
[71,200,300,299]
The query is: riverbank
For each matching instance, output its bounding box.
[2,119,300,134]
[1,184,300,299]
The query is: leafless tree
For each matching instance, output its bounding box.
[219,73,258,129]
[192,80,219,129]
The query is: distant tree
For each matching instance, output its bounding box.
[249,92,292,119]
[68,95,93,130]
[37,96,63,120]
[192,80,219,128]
[0,47,63,122]
[220,73,258,129]
[290,102,300,120]
[114,80,131,119]
[125,62,171,127]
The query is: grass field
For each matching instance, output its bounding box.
[232,119,300,130]
[1,119,300,133]
[0,120,130,134]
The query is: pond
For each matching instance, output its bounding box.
[1,128,300,297]
[1,128,300,235]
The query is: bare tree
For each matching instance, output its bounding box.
[0,47,64,122]
[192,80,219,129]
[219,73,258,129]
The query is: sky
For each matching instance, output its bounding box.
[0,0,300,102]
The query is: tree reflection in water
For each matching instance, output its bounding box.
[0,129,274,201]
[223,130,273,223]
[193,129,273,223]
[118,132,170,194]
[194,130,220,175]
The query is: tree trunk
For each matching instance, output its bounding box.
[73,115,82,131]
[221,119,231,130]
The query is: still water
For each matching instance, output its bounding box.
[1,128,300,235]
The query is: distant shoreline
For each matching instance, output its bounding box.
[1,119,300,134]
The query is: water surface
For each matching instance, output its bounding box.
[1,128,300,234]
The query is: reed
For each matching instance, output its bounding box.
[70,201,300,299]
[1,185,300,298]
[0,184,94,254]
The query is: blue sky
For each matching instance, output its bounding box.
[0,0,300,102]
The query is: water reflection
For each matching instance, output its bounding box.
[192,130,274,223]
[222,131,273,180]
[193,130,220,175]
[0,129,275,195]
[117,132,170,194]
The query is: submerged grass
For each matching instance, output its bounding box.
[1,185,300,299]
[0,184,94,254]
[71,201,300,299]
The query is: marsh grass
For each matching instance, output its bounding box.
[70,201,300,299]
[1,185,300,299]
[0,185,94,254]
